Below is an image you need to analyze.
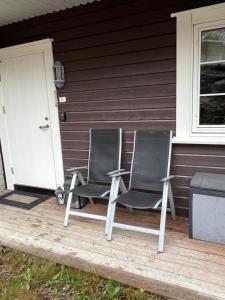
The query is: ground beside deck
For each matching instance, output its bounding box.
[0,196,225,300]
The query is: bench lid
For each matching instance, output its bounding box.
[191,172,225,192]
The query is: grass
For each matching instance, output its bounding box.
[0,245,166,300]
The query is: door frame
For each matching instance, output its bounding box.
[0,39,64,190]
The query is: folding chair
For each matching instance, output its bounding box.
[105,130,176,253]
[64,128,123,228]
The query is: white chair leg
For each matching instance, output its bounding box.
[158,182,169,253]
[168,182,176,221]
[105,200,112,235]
[64,173,78,227]
[128,207,134,213]
[107,201,116,241]
[105,176,118,235]
[105,176,120,239]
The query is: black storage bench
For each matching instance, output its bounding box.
[190,172,225,245]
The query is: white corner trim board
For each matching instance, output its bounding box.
[171,2,225,145]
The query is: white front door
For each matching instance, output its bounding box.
[0,40,64,190]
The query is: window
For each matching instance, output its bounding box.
[193,22,225,132]
[172,3,225,144]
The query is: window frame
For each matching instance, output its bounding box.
[193,20,225,133]
[172,2,225,145]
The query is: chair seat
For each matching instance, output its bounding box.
[73,183,110,198]
[116,190,162,209]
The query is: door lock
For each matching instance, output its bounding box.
[39,124,50,130]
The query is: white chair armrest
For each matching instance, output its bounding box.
[161,175,175,182]
[66,166,88,173]
[107,169,125,176]
[109,171,130,178]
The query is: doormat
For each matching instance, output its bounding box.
[0,190,51,210]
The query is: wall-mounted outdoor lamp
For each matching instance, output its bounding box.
[53,61,65,89]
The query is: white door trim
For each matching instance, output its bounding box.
[0,38,64,190]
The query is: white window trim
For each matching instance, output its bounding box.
[172,2,225,145]
[193,20,225,134]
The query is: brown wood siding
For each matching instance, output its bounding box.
[0,0,225,217]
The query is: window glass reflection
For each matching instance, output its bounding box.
[200,63,225,94]
[201,28,225,62]
[200,96,225,125]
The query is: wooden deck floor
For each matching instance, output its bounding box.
[0,196,225,300]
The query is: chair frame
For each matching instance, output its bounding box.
[64,128,123,228]
[105,130,176,253]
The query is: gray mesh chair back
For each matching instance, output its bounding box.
[130,130,171,192]
[88,129,122,183]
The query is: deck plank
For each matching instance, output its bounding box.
[0,198,225,300]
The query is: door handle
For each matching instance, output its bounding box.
[39,124,49,130]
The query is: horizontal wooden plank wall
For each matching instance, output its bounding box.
[0,0,225,217]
